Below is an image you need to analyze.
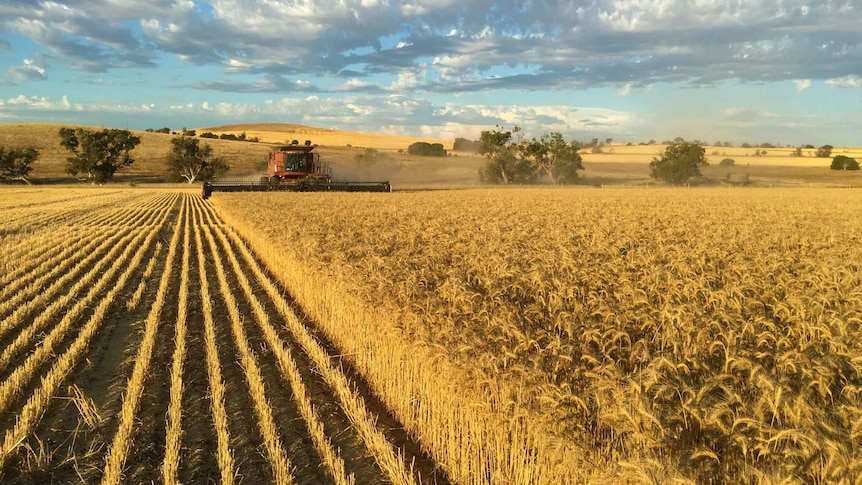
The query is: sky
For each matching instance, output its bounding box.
[1,0,861,145]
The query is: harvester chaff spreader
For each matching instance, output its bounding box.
[202,145,390,199]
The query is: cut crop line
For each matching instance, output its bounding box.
[0,194,177,473]
[100,193,186,485]
[191,198,236,485]
[0,191,153,235]
[0,226,111,303]
[0,197,166,292]
[162,196,191,485]
[126,242,164,312]
[0,221,147,321]
[0,193,176,413]
[201,208,355,485]
[0,196,172,336]
[0,190,127,212]
[198,208,295,485]
[0,196,175,375]
[217,221,419,485]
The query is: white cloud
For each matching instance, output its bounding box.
[332,79,377,92]
[721,107,779,122]
[3,94,83,110]
[617,83,632,96]
[826,76,862,88]
[794,79,811,92]
[4,56,48,84]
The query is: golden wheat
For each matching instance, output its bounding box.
[212,187,862,484]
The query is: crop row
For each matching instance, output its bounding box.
[0,188,439,484]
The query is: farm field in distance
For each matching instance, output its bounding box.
[2,123,862,189]
[1,185,861,484]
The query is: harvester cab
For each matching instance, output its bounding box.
[268,145,331,182]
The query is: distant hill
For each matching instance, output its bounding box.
[197,123,451,150]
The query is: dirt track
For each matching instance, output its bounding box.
[0,188,447,485]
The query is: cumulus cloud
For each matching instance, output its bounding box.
[617,84,632,96]
[4,57,48,84]
[794,79,812,92]
[826,76,862,88]
[3,94,83,111]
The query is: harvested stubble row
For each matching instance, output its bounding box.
[0,187,441,485]
[212,187,862,484]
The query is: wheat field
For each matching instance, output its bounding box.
[1,185,861,484]
[212,187,862,484]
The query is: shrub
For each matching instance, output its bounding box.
[830,155,860,170]
[719,158,735,167]
[408,142,447,157]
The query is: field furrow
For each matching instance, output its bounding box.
[192,201,237,485]
[0,193,167,285]
[0,190,150,236]
[100,193,185,485]
[199,211,297,485]
[0,191,177,478]
[0,202,168,329]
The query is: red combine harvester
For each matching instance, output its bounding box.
[202,145,390,199]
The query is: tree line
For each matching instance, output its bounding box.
[0,127,229,185]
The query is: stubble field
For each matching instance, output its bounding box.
[0,188,444,484]
[1,186,861,484]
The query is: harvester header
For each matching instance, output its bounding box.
[202,145,390,199]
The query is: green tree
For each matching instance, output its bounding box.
[519,132,583,184]
[59,127,140,183]
[830,155,860,170]
[816,145,834,158]
[0,146,38,184]
[166,135,229,183]
[478,126,531,184]
[649,142,708,185]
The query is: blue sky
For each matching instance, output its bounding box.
[1,0,861,145]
